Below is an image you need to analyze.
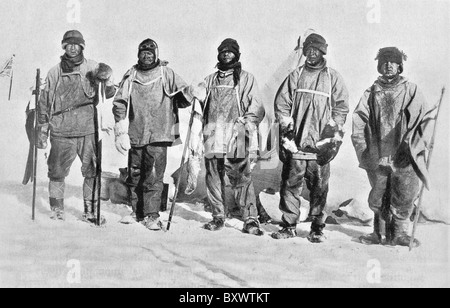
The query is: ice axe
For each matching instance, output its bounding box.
[167,98,198,231]
[409,86,446,251]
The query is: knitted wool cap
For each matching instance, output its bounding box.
[375,47,407,74]
[61,30,85,50]
[303,33,328,56]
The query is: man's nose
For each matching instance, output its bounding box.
[308,50,317,57]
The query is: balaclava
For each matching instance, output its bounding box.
[217,38,241,86]
[137,38,160,71]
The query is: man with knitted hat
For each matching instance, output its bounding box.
[196,38,265,235]
[352,47,428,247]
[113,38,195,231]
[37,30,115,223]
[272,33,349,242]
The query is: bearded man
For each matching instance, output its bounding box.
[352,47,428,247]
[272,33,349,243]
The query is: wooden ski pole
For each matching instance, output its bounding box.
[410,87,446,251]
[32,69,41,221]
[93,82,104,226]
[167,98,197,231]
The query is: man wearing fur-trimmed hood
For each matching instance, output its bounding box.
[273,33,349,243]
[352,47,429,248]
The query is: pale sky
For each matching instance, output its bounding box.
[1,0,449,106]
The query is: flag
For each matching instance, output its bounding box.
[0,55,14,78]
[0,55,15,100]
[410,87,446,190]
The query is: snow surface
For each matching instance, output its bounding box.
[1,102,449,288]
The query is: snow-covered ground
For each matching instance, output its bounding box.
[0,102,449,288]
[1,189,449,288]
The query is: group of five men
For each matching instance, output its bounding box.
[36,30,429,248]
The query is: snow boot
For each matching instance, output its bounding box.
[384,212,396,245]
[243,219,264,236]
[271,224,297,239]
[359,213,383,245]
[50,198,65,221]
[120,211,138,224]
[142,216,164,231]
[391,219,421,248]
[307,220,326,244]
[256,199,272,224]
[258,212,272,224]
[82,200,106,226]
[203,218,225,231]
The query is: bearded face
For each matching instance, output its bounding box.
[218,51,236,65]
[381,61,401,79]
[305,46,324,66]
[139,50,156,66]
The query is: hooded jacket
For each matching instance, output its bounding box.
[38,58,114,137]
[202,69,265,156]
[274,61,349,160]
[113,63,193,147]
[352,76,430,187]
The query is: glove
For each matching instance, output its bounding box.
[94,63,114,86]
[36,125,49,150]
[378,156,396,173]
[249,151,259,172]
[114,120,131,156]
[316,120,344,166]
[282,137,298,154]
[279,116,295,140]
[190,82,207,102]
[94,63,112,81]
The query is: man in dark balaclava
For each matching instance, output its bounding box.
[197,38,265,235]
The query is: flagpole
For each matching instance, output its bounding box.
[8,55,14,101]
[8,69,13,101]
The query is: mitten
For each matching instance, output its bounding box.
[114,120,131,156]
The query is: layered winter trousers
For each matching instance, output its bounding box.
[47,135,100,208]
[127,145,167,220]
[366,164,421,221]
[205,154,258,222]
[279,159,330,226]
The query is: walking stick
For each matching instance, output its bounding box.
[167,98,197,231]
[32,69,41,221]
[410,87,446,251]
